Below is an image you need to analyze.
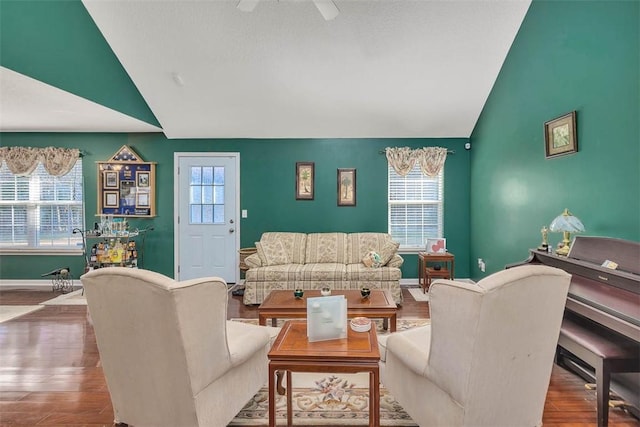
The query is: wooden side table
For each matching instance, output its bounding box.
[418,252,454,293]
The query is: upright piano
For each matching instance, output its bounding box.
[515,236,640,417]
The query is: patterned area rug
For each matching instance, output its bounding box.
[228,318,428,426]
[408,287,429,302]
[40,289,86,305]
[0,305,43,323]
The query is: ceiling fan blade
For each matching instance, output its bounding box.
[237,0,260,12]
[313,0,339,21]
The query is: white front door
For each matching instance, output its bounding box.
[174,153,239,282]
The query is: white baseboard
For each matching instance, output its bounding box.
[400,278,419,287]
[0,279,82,290]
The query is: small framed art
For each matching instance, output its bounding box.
[103,171,119,189]
[544,111,577,158]
[337,168,356,206]
[103,191,120,208]
[426,238,447,254]
[136,191,150,208]
[136,171,150,188]
[295,162,314,200]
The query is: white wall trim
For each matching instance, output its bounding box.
[0,279,81,290]
[400,278,418,287]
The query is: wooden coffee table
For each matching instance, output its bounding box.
[268,320,380,427]
[258,289,398,332]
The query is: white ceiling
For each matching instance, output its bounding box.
[2,0,532,139]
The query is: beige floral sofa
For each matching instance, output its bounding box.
[243,232,404,305]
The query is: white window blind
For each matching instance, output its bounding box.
[0,160,84,252]
[388,164,443,249]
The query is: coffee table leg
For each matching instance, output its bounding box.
[383,318,388,330]
[271,318,277,327]
[276,370,286,395]
[268,364,276,427]
[287,370,293,426]
[370,368,380,427]
[390,314,397,332]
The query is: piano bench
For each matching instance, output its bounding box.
[557,317,640,427]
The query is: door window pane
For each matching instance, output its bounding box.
[189,166,225,224]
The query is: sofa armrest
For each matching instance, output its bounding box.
[387,254,404,268]
[245,253,262,268]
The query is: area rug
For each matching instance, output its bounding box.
[0,305,44,323]
[408,287,429,302]
[40,289,86,305]
[228,318,428,426]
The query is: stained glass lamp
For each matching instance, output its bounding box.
[549,208,585,256]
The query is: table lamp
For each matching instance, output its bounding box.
[549,208,585,256]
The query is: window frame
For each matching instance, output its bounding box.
[0,159,85,255]
[387,164,444,253]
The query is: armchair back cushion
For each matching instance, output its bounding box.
[381,265,571,426]
[81,267,274,427]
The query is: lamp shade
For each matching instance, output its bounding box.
[549,208,585,233]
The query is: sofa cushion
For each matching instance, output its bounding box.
[245,264,303,282]
[379,240,400,265]
[299,263,347,281]
[347,233,398,265]
[387,254,405,268]
[305,233,349,264]
[261,232,307,264]
[256,240,289,266]
[346,263,402,281]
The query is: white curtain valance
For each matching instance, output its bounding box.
[385,146,448,177]
[0,146,80,177]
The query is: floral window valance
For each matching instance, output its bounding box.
[385,146,448,177]
[0,147,80,177]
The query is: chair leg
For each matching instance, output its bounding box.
[595,358,610,427]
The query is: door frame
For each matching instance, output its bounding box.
[173,152,241,282]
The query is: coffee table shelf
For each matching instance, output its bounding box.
[258,289,398,332]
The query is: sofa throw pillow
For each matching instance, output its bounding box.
[362,251,382,268]
[379,240,400,265]
[258,239,290,266]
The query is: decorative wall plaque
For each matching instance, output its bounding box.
[97,146,156,217]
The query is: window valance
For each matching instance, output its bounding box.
[384,146,448,177]
[0,146,80,177]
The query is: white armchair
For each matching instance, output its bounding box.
[379,265,571,427]
[81,267,279,427]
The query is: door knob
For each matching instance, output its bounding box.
[229,228,235,233]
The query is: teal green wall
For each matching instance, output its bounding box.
[469,0,639,279]
[0,135,471,281]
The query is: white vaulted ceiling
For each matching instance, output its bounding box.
[2,0,532,139]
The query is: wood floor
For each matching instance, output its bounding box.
[0,287,638,427]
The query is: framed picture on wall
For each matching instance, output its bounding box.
[544,111,577,158]
[337,168,356,206]
[295,162,314,200]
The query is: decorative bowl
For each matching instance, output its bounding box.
[293,289,304,299]
[320,286,331,296]
[360,287,371,298]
